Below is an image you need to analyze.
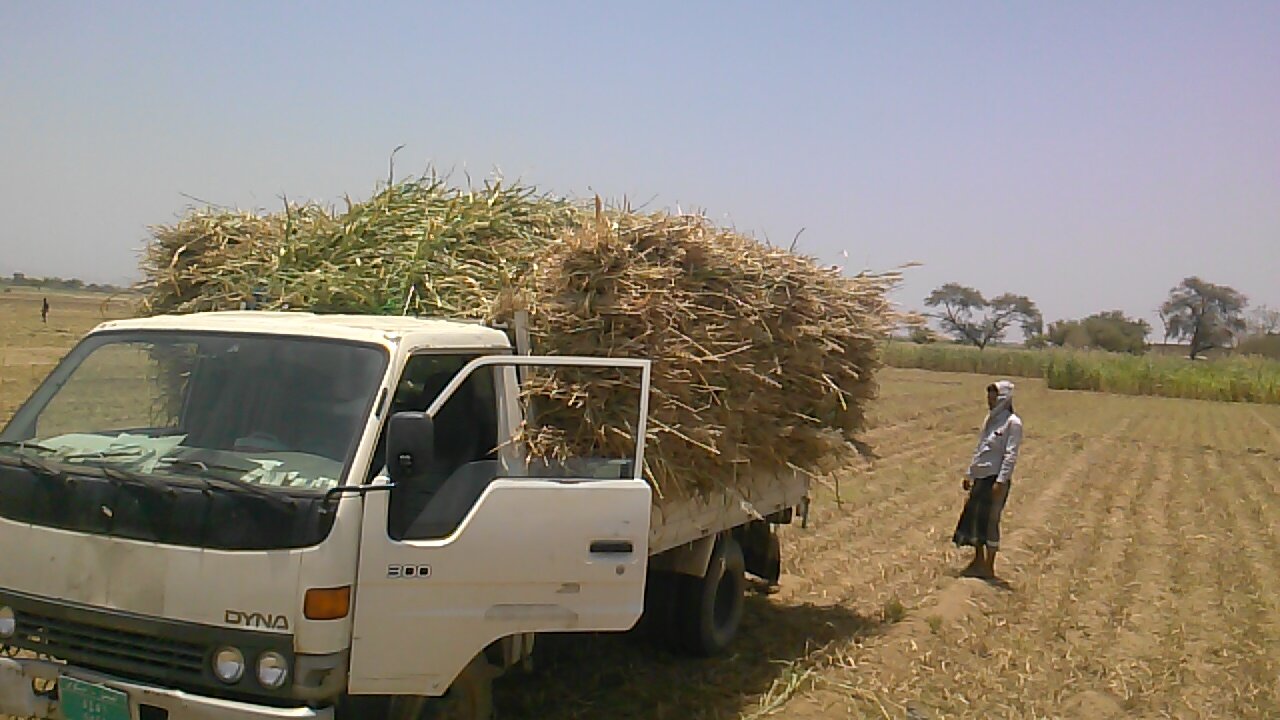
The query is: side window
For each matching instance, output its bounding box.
[384,357,649,542]
[382,354,500,540]
[396,353,498,466]
[371,354,499,479]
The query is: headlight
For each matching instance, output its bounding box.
[212,647,245,683]
[256,651,289,689]
[0,607,14,638]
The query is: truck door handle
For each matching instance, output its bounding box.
[590,540,633,554]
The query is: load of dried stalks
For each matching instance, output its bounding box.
[517,211,897,498]
[139,175,901,498]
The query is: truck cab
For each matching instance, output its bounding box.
[0,311,658,720]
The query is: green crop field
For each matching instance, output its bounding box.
[885,341,1280,404]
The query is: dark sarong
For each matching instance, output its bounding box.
[952,475,1008,551]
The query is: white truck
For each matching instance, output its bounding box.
[0,311,808,720]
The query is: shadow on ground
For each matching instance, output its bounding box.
[494,593,882,720]
[941,566,1017,592]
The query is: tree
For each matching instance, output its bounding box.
[1046,320,1091,348]
[1047,311,1150,354]
[1247,305,1280,336]
[924,283,1043,349]
[925,283,985,346]
[992,293,1045,339]
[1238,305,1280,360]
[1083,311,1151,354]
[1024,333,1051,349]
[909,325,939,344]
[1159,277,1248,359]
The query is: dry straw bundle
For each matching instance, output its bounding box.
[139,175,901,499]
[519,211,897,498]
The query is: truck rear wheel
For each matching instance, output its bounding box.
[675,533,746,656]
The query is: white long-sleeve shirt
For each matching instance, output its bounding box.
[967,414,1022,485]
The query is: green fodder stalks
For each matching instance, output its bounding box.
[142,177,581,318]
[882,343,1050,378]
[1045,352,1280,404]
[884,342,1280,404]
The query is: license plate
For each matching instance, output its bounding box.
[59,676,131,720]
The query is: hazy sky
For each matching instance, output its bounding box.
[2,1,1277,330]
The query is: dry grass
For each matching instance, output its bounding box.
[520,212,896,498]
[492,370,1279,718]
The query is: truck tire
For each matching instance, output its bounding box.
[637,569,680,641]
[675,533,746,657]
[741,520,782,586]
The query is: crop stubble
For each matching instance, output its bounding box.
[498,371,1279,719]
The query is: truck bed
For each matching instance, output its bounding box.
[647,469,809,556]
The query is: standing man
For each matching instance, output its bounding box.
[41,297,49,324]
[952,380,1023,579]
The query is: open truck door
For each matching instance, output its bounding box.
[348,356,653,697]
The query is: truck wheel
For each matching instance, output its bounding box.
[675,534,746,657]
[637,569,680,641]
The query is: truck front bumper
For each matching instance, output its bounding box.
[0,656,333,720]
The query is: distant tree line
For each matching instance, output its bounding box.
[1038,311,1151,354]
[2,272,127,294]
[917,276,1278,361]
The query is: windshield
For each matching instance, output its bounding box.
[0,331,388,494]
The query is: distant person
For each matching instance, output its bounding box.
[41,297,49,324]
[952,380,1022,579]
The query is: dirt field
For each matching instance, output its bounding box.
[496,370,1280,719]
[0,288,134,420]
[2,302,1277,718]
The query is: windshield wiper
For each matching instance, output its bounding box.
[1,444,158,486]
[160,458,257,477]
[161,459,297,514]
[80,461,173,496]
[0,440,59,455]
[0,450,64,480]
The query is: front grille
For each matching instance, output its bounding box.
[14,608,205,681]
[0,589,297,706]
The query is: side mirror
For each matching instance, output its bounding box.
[386,411,435,486]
